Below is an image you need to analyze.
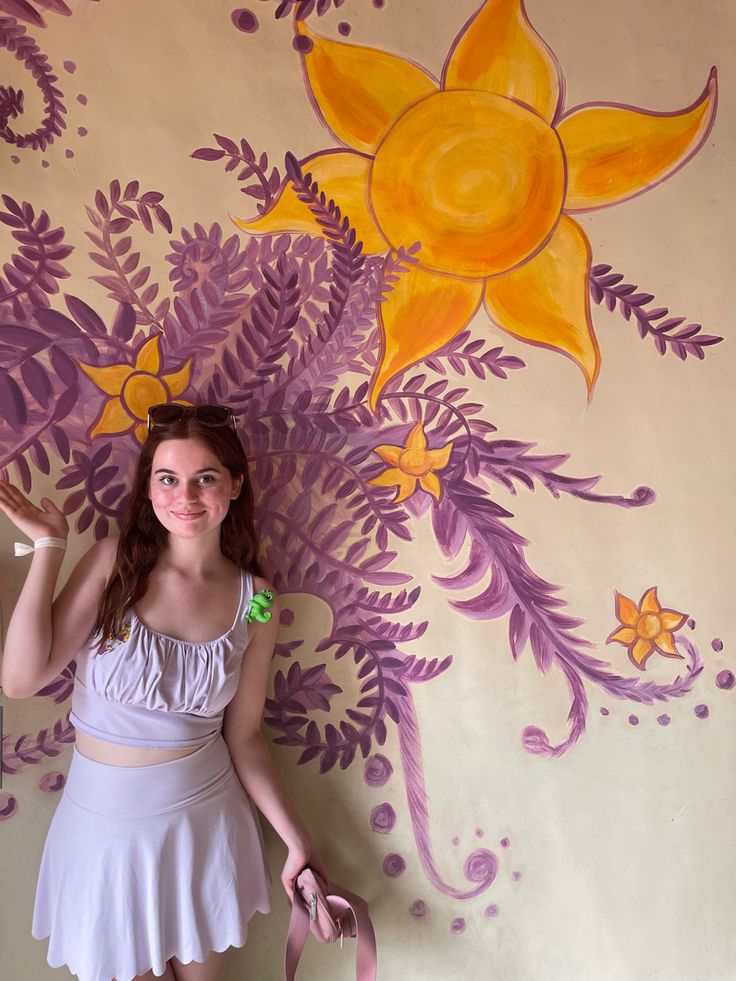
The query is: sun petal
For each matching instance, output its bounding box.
[484,216,600,393]
[134,422,148,443]
[419,472,442,500]
[640,587,661,615]
[135,335,161,374]
[89,397,134,438]
[606,626,636,646]
[370,264,483,410]
[405,422,427,452]
[443,0,563,123]
[232,149,387,254]
[630,637,654,668]
[373,444,403,466]
[162,359,193,398]
[659,609,686,632]
[614,591,639,627]
[559,68,717,212]
[78,360,133,396]
[427,441,453,470]
[369,469,417,502]
[654,631,682,657]
[296,21,438,154]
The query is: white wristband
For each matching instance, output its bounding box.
[14,537,68,557]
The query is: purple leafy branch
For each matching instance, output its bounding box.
[0,83,22,128]
[589,264,723,360]
[191,135,280,215]
[0,15,66,150]
[0,2,74,29]
[85,180,172,327]
[0,194,73,315]
[1,713,75,776]
[272,0,346,19]
[56,440,130,539]
[424,329,525,380]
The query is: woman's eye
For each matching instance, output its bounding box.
[197,475,215,485]
[160,475,176,486]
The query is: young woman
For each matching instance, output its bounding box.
[0,403,326,981]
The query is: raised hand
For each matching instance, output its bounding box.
[0,480,68,545]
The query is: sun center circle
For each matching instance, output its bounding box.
[369,90,565,278]
[399,449,431,477]
[637,614,662,640]
[122,372,168,421]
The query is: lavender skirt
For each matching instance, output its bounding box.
[31,734,272,981]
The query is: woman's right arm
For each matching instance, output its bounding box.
[0,481,117,698]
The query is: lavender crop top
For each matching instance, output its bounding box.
[69,570,253,750]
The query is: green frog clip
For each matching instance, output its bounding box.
[244,588,275,624]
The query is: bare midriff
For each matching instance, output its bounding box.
[74,729,199,767]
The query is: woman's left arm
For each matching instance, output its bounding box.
[222,580,328,898]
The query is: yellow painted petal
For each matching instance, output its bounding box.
[296,21,437,154]
[560,69,717,211]
[484,216,600,392]
[606,626,636,646]
[443,0,562,123]
[373,444,403,466]
[135,335,161,374]
[427,442,453,470]
[369,469,417,502]
[232,150,387,254]
[640,587,661,615]
[654,631,681,657]
[614,591,640,627]
[78,360,133,396]
[370,264,483,410]
[659,609,687,632]
[418,472,442,500]
[89,397,134,438]
[631,637,653,666]
[134,422,148,443]
[162,359,192,398]
[405,422,427,452]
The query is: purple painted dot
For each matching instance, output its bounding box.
[338,21,351,35]
[716,670,735,690]
[657,714,671,726]
[39,771,65,793]
[364,753,392,787]
[41,160,49,168]
[382,853,405,878]
[11,155,19,164]
[231,8,258,32]
[77,126,88,137]
[484,904,499,918]
[370,803,396,834]
[409,900,428,918]
[65,149,75,159]
[628,714,639,726]
[452,836,460,847]
[77,93,88,105]
[475,827,485,838]
[500,837,510,848]
[0,792,18,821]
[465,849,499,886]
[711,638,724,652]
[372,0,385,6]
[279,608,294,627]
[63,59,76,73]
[695,703,709,719]
[511,870,521,881]
[600,707,609,716]
[451,917,466,934]
[687,618,696,630]
[293,34,313,54]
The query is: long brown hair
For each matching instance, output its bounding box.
[93,416,262,649]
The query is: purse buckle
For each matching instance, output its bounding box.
[308,891,318,921]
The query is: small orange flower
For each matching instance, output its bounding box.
[78,335,192,442]
[606,587,687,670]
[368,421,453,503]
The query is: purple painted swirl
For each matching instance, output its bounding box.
[364,753,393,787]
[409,900,428,918]
[370,803,396,834]
[464,848,498,886]
[383,853,406,878]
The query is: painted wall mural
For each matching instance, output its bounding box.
[1,0,732,970]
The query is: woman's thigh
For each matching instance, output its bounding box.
[171,948,231,981]
[120,963,176,981]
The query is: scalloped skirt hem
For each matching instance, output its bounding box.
[31,734,272,981]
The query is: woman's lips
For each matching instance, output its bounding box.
[172,510,205,520]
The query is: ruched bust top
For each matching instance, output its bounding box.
[69,570,253,749]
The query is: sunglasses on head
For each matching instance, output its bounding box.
[146,403,237,434]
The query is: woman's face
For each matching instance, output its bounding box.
[148,437,242,540]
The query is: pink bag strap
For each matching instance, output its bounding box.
[284,880,378,981]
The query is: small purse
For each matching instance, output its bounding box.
[284,867,378,981]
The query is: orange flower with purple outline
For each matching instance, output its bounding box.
[78,335,192,443]
[236,0,717,409]
[606,587,687,670]
[369,421,453,503]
